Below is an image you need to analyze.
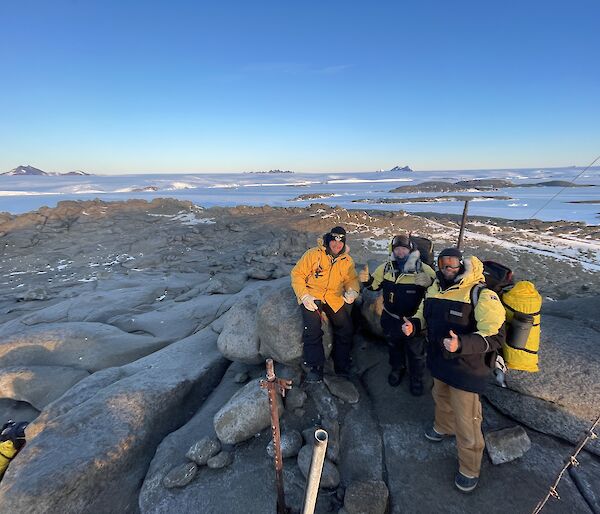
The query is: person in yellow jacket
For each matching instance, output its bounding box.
[291,226,360,383]
[402,248,505,493]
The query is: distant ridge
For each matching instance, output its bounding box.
[388,165,413,172]
[1,165,92,176]
[246,169,294,174]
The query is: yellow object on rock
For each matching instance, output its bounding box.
[501,281,542,372]
[0,440,18,480]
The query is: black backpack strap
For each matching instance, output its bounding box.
[470,282,487,307]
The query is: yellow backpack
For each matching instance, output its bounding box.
[501,281,542,372]
[0,420,28,480]
[0,440,18,479]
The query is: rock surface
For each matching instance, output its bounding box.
[213,378,283,445]
[485,426,531,465]
[0,329,228,513]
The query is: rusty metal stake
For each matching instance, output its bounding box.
[260,359,292,514]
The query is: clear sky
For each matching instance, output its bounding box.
[1,1,598,174]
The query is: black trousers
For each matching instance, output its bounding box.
[380,310,425,376]
[301,301,353,371]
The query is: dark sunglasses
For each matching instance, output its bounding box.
[440,264,461,270]
[329,233,345,242]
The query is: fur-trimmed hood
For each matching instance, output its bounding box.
[451,255,485,287]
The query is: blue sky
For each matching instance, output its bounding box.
[1,1,598,174]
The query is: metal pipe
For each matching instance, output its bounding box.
[457,199,470,250]
[301,429,329,514]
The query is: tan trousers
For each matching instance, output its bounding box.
[432,378,485,478]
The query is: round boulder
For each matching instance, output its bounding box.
[213,378,283,445]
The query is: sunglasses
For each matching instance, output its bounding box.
[440,264,461,270]
[329,233,345,242]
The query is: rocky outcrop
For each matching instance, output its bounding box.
[0,328,229,513]
[484,313,600,455]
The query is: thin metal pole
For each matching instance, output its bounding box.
[457,200,470,250]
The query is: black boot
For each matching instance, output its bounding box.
[409,373,424,396]
[388,367,406,387]
[305,366,323,383]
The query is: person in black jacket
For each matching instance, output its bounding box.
[360,234,435,394]
[402,248,505,492]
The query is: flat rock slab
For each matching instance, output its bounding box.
[344,480,389,514]
[485,426,531,465]
[0,365,89,410]
[324,375,360,404]
[0,322,167,372]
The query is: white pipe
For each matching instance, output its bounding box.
[301,429,329,514]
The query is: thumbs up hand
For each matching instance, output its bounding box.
[358,264,370,283]
[443,330,460,353]
[401,316,414,336]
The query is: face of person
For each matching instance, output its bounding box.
[393,246,410,259]
[328,239,344,255]
[439,256,461,280]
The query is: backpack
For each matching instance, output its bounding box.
[409,235,434,267]
[0,420,28,480]
[471,263,542,373]
[482,260,514,293]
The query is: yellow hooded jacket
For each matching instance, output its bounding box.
[412,255,506,393]
[291,240,360,313]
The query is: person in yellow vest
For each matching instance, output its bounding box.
[291,226,360,383]
[359,234,435,395]
[402,248,505,493]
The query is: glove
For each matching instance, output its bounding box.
[414,272,433,287]
[300,294,318,311]
[358,264,370,283]
[343,289,359,304]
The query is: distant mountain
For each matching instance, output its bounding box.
[247,169,294,174]
[2,165,48,176]
[388,165,413,172]
[62,170,91,176]
[1,165,92,176]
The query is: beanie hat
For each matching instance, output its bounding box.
[328,226,346,242]
[438,247,463,262]
[391,234,411,250]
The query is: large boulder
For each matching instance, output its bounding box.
[213,378,283,445]
[0,328,229,513]
[217,295,262,364]
[0,322,167,372]
[484,313,600,455]
[0,366,89,410]
[257,286,332,365]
